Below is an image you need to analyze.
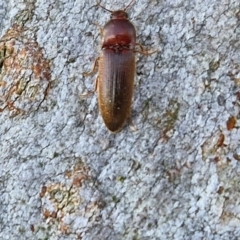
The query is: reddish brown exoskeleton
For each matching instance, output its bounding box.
[84,0,155,132]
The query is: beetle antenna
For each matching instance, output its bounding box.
[95,0,113,13]
[123,0,135,11]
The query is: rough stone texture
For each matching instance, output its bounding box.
[0,0,240,239]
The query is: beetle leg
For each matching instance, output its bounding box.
[129,118,138,132]
[135,43,158,56]
[94,22,104,36]
[83,57,100,77]
[94,75,99,92]
[80,76,99,97]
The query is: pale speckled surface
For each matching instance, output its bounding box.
[1,0,240,239]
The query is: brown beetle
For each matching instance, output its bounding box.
[84,0,154,132]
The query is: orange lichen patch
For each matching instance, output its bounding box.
[219,191,240,226]
[0,24,51,114]
[216,133,226,149]
[59,222,69,234]
[0,80,7,87]
[65,162,90,187]
[217,186,224,194]
[39,185,47,198]
[0,24,24,41]
[226,116,237,130]
[40,182,81,230]
[201,131,228,163]
[236,91,240,101]
[30,224,35,232]
[39,161,101,236]
[212,156,221,163]
[43,209,57,219]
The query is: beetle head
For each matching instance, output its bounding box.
[96,0,134,19]
[111,10,128,20]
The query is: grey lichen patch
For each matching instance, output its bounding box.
[2,0,240,239]
[39,161,102,237]
[0,24,50,115]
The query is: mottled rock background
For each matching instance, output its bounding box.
[1,0,240,239]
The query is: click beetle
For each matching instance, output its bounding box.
[84,0,155,132]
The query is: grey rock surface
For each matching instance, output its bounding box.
[1,0,240,239]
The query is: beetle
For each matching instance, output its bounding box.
[84,0,155,132]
